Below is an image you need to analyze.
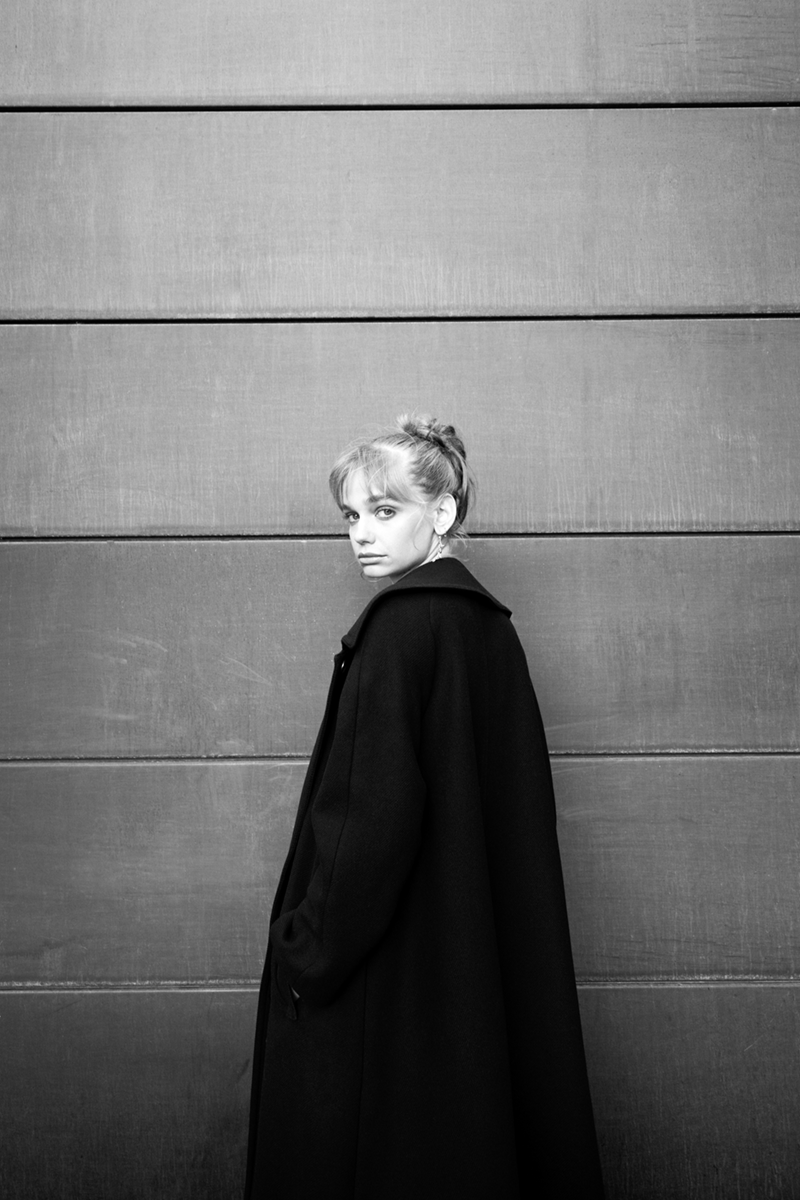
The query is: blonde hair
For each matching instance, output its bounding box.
[329,415,475,540]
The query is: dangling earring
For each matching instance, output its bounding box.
[431,533,445,562]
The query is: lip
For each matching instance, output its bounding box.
[357,554,385,561]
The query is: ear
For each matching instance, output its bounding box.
[433,494,457,536]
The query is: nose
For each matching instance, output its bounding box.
[353,517,375,544]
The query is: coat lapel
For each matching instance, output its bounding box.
[341,558,510,651]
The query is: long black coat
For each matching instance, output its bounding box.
[245,558,603,1199]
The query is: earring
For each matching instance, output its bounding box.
[431,533,445,562]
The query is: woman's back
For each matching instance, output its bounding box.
[247,561,602,1198]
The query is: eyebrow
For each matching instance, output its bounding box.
[341,491,403,510]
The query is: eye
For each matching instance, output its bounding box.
[342,510,359,525]
[376,507,396,519]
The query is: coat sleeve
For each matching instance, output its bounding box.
[269,593,435,1006]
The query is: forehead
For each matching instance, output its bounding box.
[341,468,405,509]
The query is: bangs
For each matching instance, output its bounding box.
[330,444,422,509]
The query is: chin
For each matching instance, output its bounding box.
[359,561,392,579]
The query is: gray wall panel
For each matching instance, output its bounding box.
[3,111,798,318]
[0,989,253,1200]
[3,757,799,986]
[2,538,797,758]
[4,0,799,105]
[3,320,799,536]
[581,983,800,1200]
[3,985,799,1199]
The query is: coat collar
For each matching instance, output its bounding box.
[341,557,511,650]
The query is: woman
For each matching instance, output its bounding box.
[245,417,603,1199]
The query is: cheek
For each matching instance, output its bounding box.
[397,518,424,553]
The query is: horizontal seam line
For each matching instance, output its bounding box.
[3,979,799,994]
[1,750,797,765]
[578,979,800,988]
[1,102,798,113]
[0,984,260,994]
[2,313,800,326]
[2,531,799,544]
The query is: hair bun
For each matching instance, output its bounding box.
[399,415,465,462]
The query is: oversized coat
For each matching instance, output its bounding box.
[245,557,603,1199]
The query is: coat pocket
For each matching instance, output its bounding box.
[273,957,298,1022]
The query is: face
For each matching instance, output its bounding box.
[340,470,438,582]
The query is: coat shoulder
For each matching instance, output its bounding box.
[358,582,516,664]
[427,585,524,655]
[342,559,510,651]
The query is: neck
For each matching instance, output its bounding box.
[388,541,449,585]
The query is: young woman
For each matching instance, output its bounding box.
[245,417,603,1199]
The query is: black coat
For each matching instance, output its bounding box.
[245,558,603,1199]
